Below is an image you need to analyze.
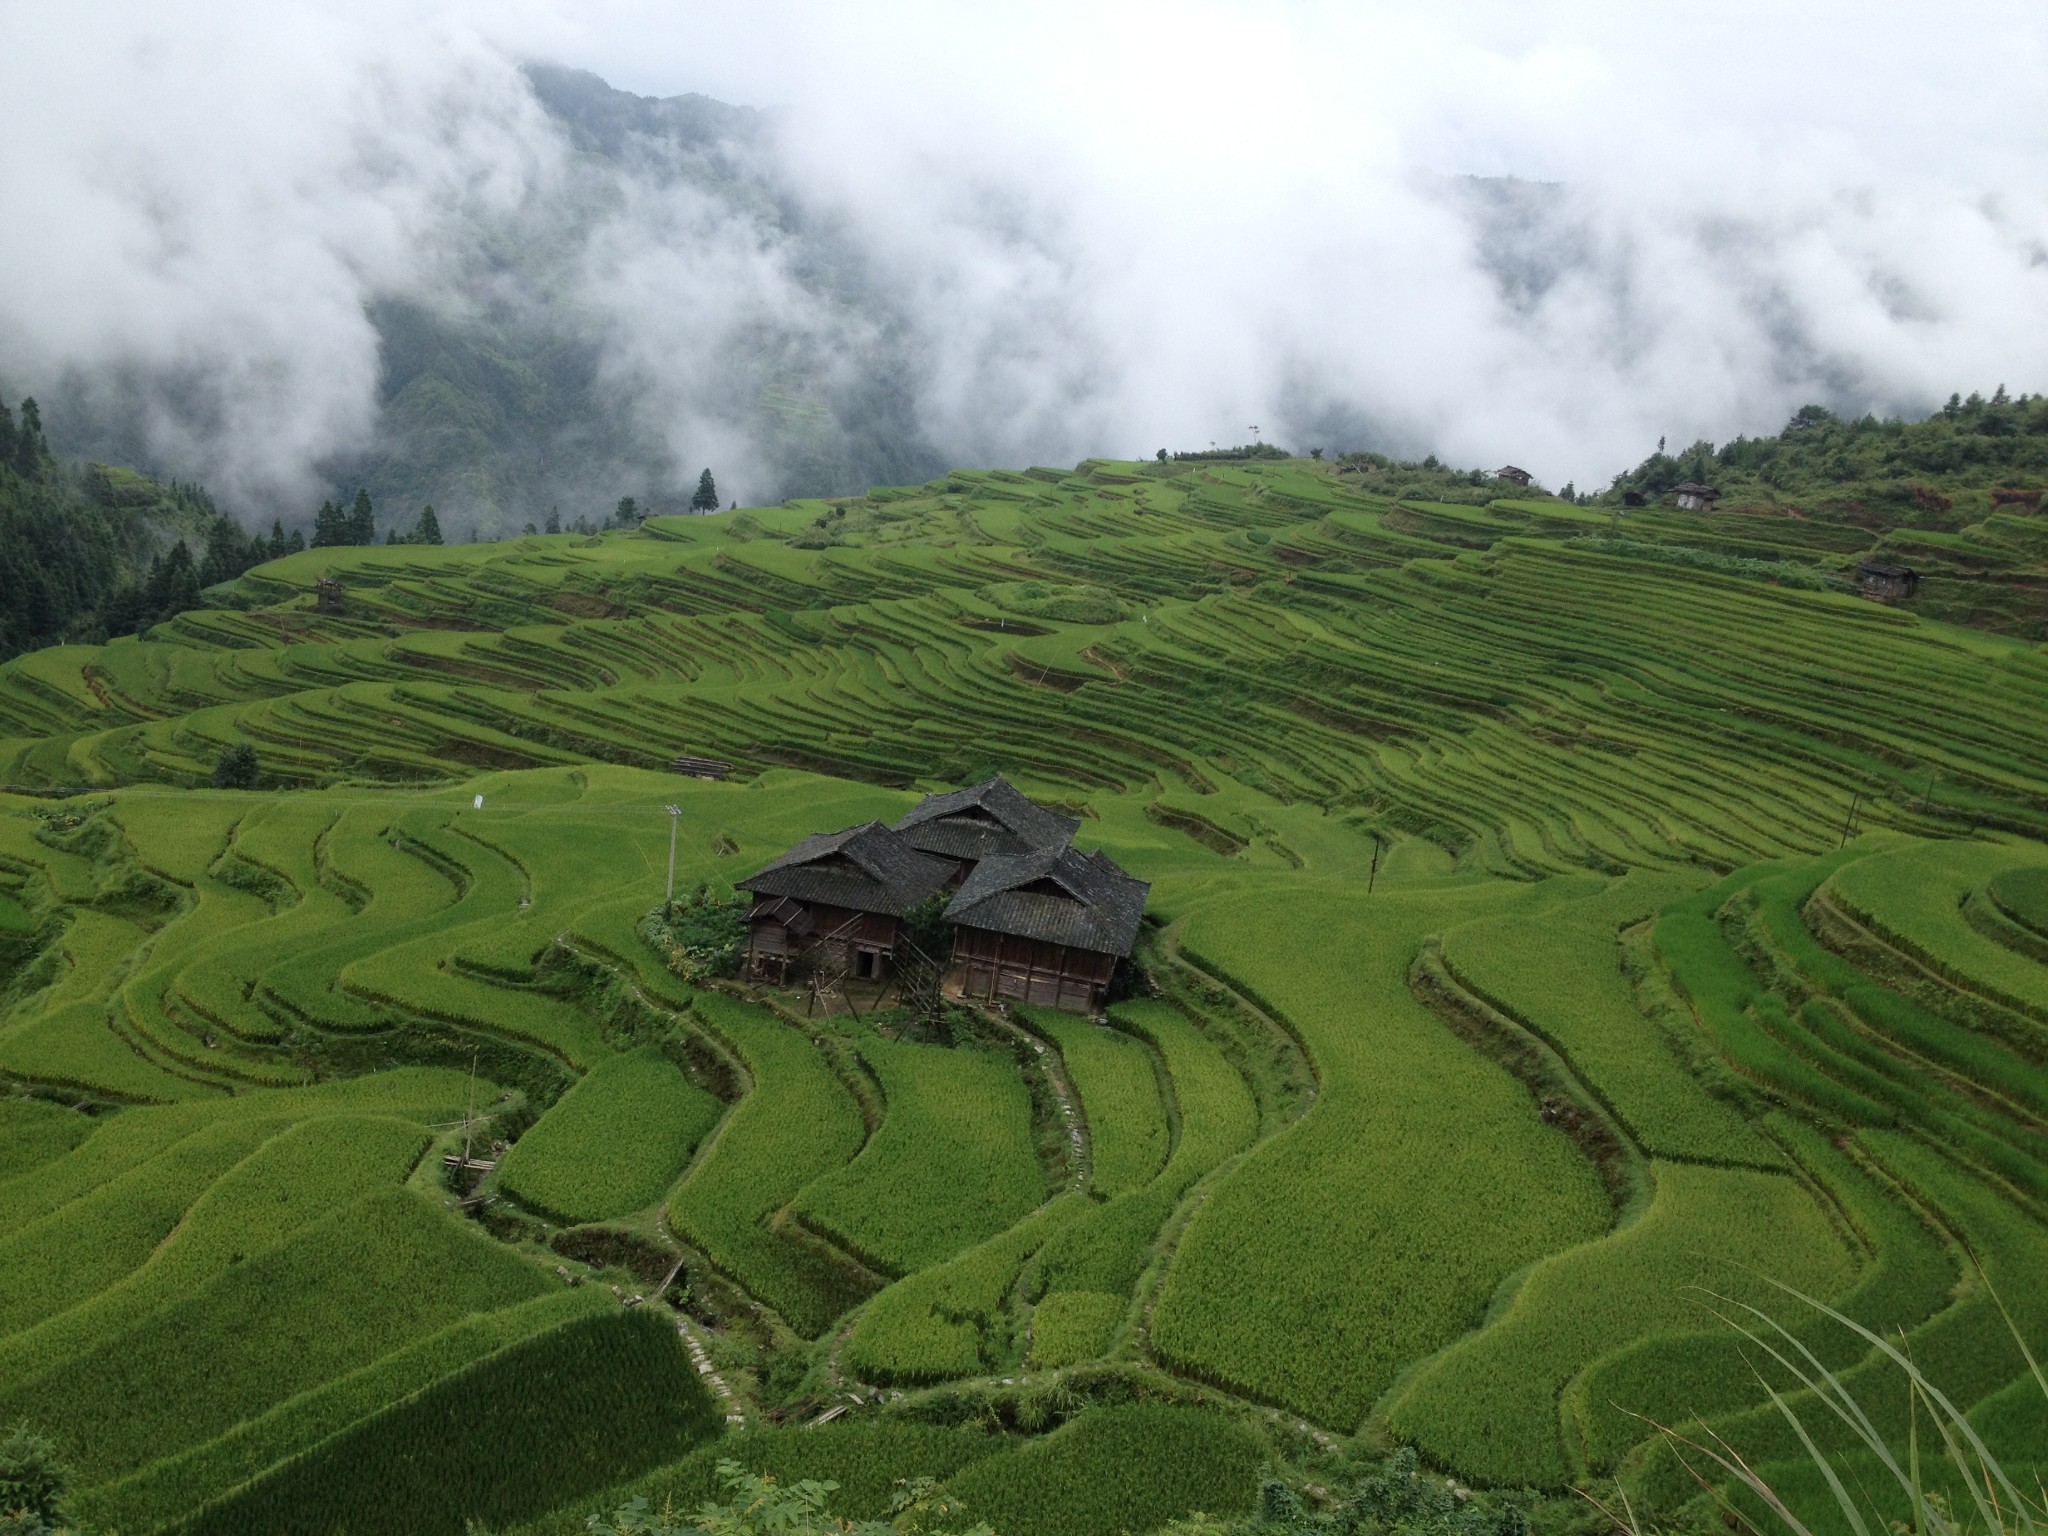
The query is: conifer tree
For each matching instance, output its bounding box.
[690,468,718,512]
[413,504,443,545]
[310,500,347,548]
[347,489,375,545]
[544,506,561,534]
[269,519,288,558]
[14,398,48,475]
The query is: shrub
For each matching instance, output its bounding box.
[642,888,748,982]
[209,744,260,790]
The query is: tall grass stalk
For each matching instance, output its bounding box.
[1590,1275,2046,1536]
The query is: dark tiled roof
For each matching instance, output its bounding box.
[1858,561,1917,579]
[893,776,1080,864]
[736,822,954,917]
[1672,482,1721,496]
[945,842,1150,958]
[747,894,815,937]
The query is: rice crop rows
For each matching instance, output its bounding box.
[79,1288,615,1534]
[939,1404,1264,1536]
[1439,872,1770,1165]
[1020,1007,1167,1196]
[497,1045,722,1225]
[1151,877,1610,1427]
[1383,1161,1855,1486]
[0,1187,549,1487]
[666,992,870,1335]
[176,1309,720,1536]
[794,1036,1043,1276]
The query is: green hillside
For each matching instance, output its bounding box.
[1,454,2046,1535]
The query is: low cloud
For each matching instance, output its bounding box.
[2,0,2044,520]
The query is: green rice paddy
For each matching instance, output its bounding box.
[2,455,2046,1533]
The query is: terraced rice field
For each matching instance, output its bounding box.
[2,456,2046,1534]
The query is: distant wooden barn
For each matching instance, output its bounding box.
[314,577,345,613]
[1672,482,1721,512]
[1857,562,1919,602]
[1493,465,1533,487]
[738,776,1149,1012]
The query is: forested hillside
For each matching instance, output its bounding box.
[0,397,299,662]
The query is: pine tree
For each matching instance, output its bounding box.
[310,500,346,548]
[269,519,288,559]
[413,504,443,545]
[544,506,561,535]
[14,398,48,475]
[348,489,375,545]
[0,401,16,471]
[615,496,637,526]
[690,469,718,512]
[201,516,248,585]
[286,528,305,554]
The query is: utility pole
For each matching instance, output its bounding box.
[1367,836,1382,896]
[1837,792,1861,850]
[460,1045,480,1170]
[665,805,682,906]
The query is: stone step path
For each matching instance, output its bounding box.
[675,1315,745,1426]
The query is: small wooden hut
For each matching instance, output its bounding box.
[314,577,345,613]
[737,822,952,983]
[1672,482,1721,512]
[671,755,733,781]
[1493,465,1533,487]
[1857,562,1919,602]
[946,845,1150,1012]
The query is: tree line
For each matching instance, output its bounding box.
[0,396,304,661]
[1604,386,2048,506]
[310,490,442,547]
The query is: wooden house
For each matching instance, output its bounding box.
[946,844,1150,1012]
[891,776,1080,887]
[742,776,1151,1012]
[314,577,345,613]
[1857,562,1919,602]
[737,822,952,983]
[1493,465,1533,487]
[1672,482,1721,512]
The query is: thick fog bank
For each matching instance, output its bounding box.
[2,1,2043,532]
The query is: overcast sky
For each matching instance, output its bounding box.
[2,0,2045,508]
